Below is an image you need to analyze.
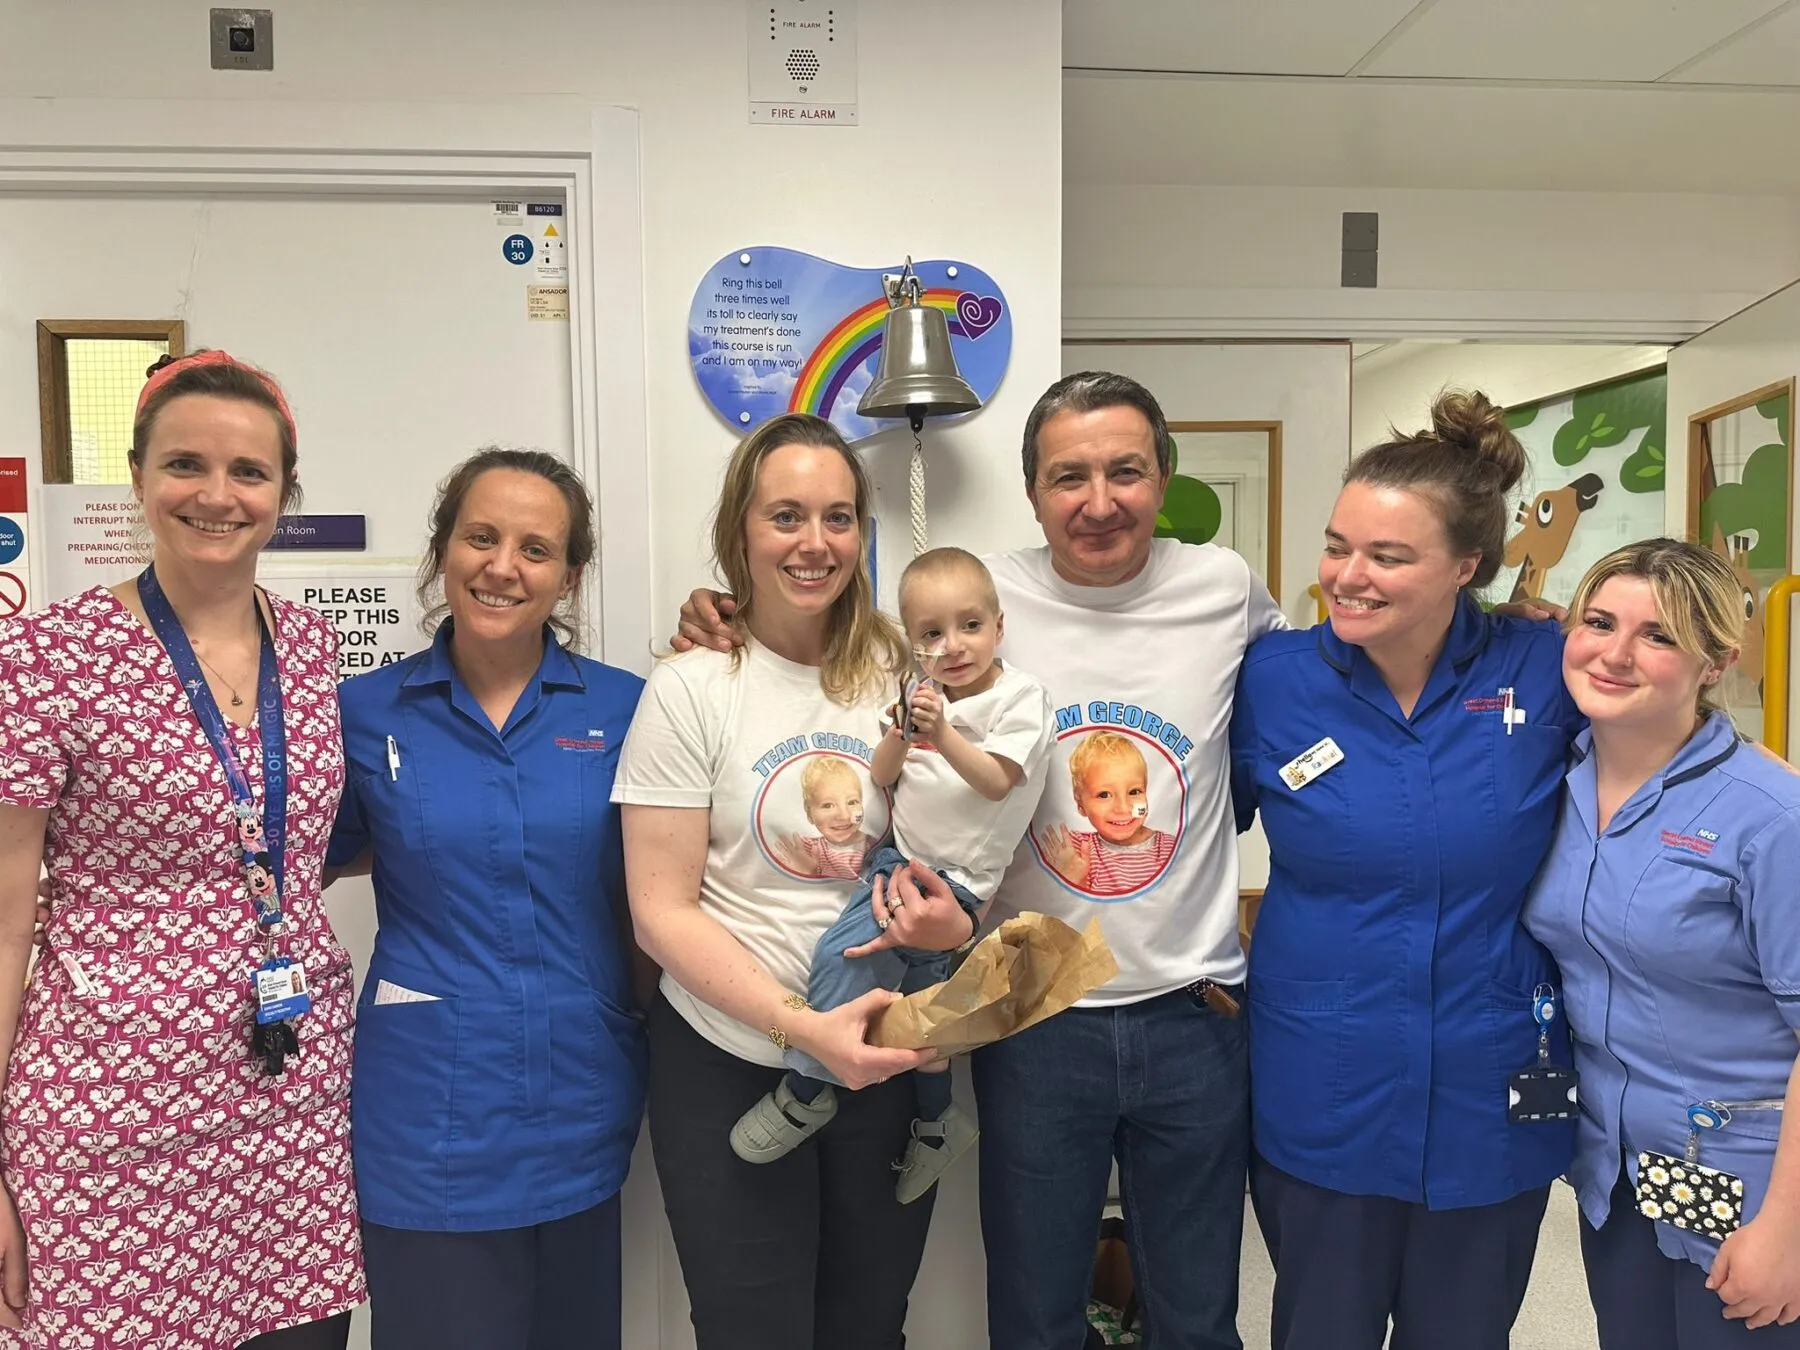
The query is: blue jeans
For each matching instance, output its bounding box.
[783,846,980,1088]
[974,985,1249,1350]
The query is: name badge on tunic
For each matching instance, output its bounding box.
[1279,737,1344,791]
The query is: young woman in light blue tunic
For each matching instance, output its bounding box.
[1524,538,1800,1348]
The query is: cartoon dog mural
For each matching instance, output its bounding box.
[1716,527,1766,713]
[1504,472,1605,602]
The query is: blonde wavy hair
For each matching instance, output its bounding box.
[800,756,862,817]
[710,413,907,704]
[1068,730,1148,801]
[1563,538,1744,715]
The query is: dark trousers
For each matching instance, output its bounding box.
[360,1196,622,1350]
[1249,1152,1548,1350]
[973,986,1250,1350]
[239,1313,352,1350]
[646,995,935,1350]
[1582,1172,1800,1349]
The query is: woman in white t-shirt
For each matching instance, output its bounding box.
[612,413,975,1350]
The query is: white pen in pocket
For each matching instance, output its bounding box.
[1500,687,1527,735]
[386,735,401,781]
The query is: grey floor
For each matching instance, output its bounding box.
[1237,1180,1599,1350]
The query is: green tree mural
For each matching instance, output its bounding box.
[1509,368,1668,497]
[1699,391,1789,570]
[1154,442,1224,546]
[1551,369,1666,483]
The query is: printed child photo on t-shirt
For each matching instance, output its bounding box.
[1033,729,1181,900]
[768,753,882,882]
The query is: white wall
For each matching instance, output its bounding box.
[1,4,1063,1348]
[0,0,1064,659]
[1351,342,1669,455]
[1066,184,1800,342]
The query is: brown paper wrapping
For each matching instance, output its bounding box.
[867,913,1118,1053]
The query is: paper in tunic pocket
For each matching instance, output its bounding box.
[372,979,443,1006]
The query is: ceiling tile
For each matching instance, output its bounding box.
[1362,0,1790,81]
[1678,2,1800,82]
[1064,72,1800,193]
[1064,0,1427,76]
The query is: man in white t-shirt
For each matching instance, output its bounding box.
[679,372,1281,1350]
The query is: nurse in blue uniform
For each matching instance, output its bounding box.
[1231,391,1581,1350]
[1524,539,1800,1348]
[326,449,647,1350]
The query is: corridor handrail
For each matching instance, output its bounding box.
[1766,575,1800,761]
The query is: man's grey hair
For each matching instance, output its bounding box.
[1019,371,1175,489]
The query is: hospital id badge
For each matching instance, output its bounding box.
[1508,1065,1579,1122]
[1509,983,1577,1121]
[1279,737,1343,791]
[253,957,312,1026]
[1636,1150,1744,1240]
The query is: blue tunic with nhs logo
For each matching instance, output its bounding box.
[329,623,647,1231]
[1231,594,1582,1208]
[1524,710,1800,1271]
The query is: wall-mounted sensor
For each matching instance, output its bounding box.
[211,9,274,71]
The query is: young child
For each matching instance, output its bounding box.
[1041,730,1177,895]
[773,756,879,881]
[729,547,1054,1203]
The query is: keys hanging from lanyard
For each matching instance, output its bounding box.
[1508,983,1579,1122]
[138,566,308,1075]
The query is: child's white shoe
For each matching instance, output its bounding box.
[893,1102,979,1204]
[730,1080,838,1163]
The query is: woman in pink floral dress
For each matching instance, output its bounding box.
[0,352,364,1348]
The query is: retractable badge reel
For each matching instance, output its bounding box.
[1507,984,1579,1122]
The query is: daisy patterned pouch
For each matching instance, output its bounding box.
[1635,1099,1779,1241]
[1635,1150,1744,1240]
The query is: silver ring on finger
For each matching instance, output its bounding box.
[875,916,890,931]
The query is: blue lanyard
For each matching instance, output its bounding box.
[137,566,288,928]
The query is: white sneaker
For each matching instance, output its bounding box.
[893,1103,979,1204]
[730,1080,838,1163]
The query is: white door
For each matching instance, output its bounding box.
[2,186,579,964]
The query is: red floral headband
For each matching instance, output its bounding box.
[136,350,298,453]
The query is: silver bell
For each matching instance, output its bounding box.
[857,259,981,428]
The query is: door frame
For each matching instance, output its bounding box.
[0,98,651,665]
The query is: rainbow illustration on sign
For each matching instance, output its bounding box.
[689,248,1011,444]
